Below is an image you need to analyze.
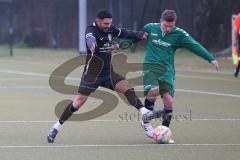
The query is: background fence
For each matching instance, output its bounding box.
[0,0,240,53]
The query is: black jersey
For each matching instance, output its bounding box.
[83,22,144,76]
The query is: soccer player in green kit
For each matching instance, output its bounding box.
[141,10,219,143]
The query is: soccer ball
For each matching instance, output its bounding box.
[153,125,172,144]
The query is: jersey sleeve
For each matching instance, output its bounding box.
[111,25,144,41]
[85,26,97,49]
[111,25,122,37]
[177,29,215,63]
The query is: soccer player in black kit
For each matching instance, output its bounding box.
[47,10,157,143]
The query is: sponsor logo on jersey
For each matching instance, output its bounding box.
[151,33,158,36]
[152,39,171,47]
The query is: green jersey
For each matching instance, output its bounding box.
[143,23,215,85]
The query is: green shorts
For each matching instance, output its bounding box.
[143,63,174,97]
[143,77,174,97]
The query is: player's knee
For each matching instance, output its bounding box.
[147,94,157,102]
[73,94,88,108]
[147,89,159,101]
[115,80,131,93]
[163,94,173,107]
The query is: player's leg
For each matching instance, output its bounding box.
[47,94,88,143]
[161,93,173,127]
[145,87,159,111]
[60,94,88,124]
[158,80,175,143]
[158,80,174,127]
[234,61,240,77]
[114,79,155,138]
[118,83,162,121]
[110,72,155,138]
[114,79,158,115]
[111,72,161,116]
[143,62,167,111]
[47,75,97,143]
[114,79,144,110]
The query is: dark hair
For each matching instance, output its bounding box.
[161,10,177,22]
[96,10,112,19]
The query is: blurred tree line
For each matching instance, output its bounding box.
[0,0,239,51]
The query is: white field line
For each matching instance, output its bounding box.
[0,69,80,81]
[176,68,232,74]
[0,143,239,149]
[192,118,240,121]
[0,120,118,123]
[176,89,240,98]
[0,78,46,81]
[0,69,50,78]
[0,68,237,81]
[1,85,239,98]
[0,100,51,103]
[0,118,240,124]
[0,86,50,89]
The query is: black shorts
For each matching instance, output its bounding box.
[78,71,125,96]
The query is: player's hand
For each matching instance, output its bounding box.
[108,44,119,53]
[142,32,148,40]
[90,43,96,53]
[136,31,148,40]
[102,44,119,53]
[111,44,119,50]
[211,60,219,71]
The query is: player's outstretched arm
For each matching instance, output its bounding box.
[112,25,147,41]
[178,29,220,71]
[211,60,220,71]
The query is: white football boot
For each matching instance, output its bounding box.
[141,109,164,138]
[141,120,154,138]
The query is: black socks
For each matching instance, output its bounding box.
[59,102,78,124]
[162,107,173,127]
[124,88,144,110]
[144,98,155,111]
